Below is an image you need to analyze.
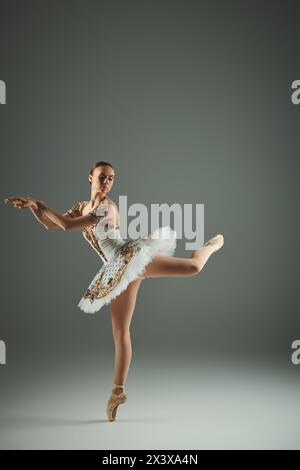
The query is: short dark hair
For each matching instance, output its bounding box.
[89,161,115,184]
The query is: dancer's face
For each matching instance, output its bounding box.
[88,166,115,195]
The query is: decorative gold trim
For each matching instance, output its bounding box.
[67,200,109,263]
[82,239,142,302]
[82,225,108,263]
[67,201,82,217]
[68,201,145,303]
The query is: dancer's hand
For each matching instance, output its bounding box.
[4,196,39,210]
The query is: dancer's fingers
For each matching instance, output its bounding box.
[5,197,21,204]
[5,196,26,206]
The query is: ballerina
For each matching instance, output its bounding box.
[4,160,224,422]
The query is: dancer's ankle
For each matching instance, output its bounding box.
[191,244,214,259]
[112,383,125,394]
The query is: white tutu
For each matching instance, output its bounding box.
[74,202,177,313]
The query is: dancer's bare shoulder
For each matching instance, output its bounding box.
[105,197,120,226]
[105,196,117,208]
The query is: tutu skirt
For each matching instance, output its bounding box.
[77,226,177,313]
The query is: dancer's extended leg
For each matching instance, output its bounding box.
[108,234,223,395]
[142,233,224,278]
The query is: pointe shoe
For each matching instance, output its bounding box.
[202,234,224,252]
[106,384,128,422]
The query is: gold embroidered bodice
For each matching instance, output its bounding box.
[67,200,123,265]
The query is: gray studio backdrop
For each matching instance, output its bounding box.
[0,0,299,449]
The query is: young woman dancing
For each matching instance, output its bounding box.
[4,161,224,422]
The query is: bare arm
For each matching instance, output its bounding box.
[29,205,70,230]
[37,201,98,231]
[4,196,71,230]
[4,196,112,231]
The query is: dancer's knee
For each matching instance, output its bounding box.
[113,327,131,342]
[190,259,203,275]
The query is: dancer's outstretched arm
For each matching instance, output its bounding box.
[4,196,77,230]
[4,196,107,231]
[4,196,59,229]
[37,201,92,231]
[29,204,71,230]
[37,201,113,231]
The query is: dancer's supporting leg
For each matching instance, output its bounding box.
[109,277,143,395]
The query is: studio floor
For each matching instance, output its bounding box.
[0,355,299,450]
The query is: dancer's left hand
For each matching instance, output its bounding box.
[4,196,39,210]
